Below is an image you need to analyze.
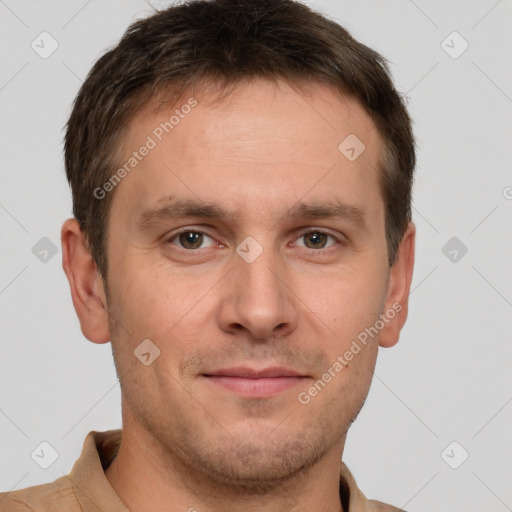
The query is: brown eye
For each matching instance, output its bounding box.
[167,230,217,250]
[303,232,328,249]
[179,231,204,249]
[295,230,337,250]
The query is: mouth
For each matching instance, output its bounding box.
[201,367,310,398]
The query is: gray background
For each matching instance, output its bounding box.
[1,0,511,510]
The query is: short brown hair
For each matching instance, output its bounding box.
[64,0,415,280]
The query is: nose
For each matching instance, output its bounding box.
[217,244,299,341]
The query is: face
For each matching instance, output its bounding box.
[70,79,412,491]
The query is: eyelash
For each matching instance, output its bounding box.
[165,227,342,252]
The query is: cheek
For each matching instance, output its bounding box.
[109,261,217,349]
[308,269,388,334]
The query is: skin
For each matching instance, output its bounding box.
[61,79,415,512]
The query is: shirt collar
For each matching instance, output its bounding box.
[70,430,127,512]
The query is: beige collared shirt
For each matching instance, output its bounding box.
[0,430,404,511]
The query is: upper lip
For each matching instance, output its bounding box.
[203,367,307,378]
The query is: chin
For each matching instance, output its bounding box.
[176,429,331,494]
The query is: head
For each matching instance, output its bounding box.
[62,0,415,493]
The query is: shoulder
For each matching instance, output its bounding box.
[368,499,407,511]
[0,496,34,512]
[0,475,78,512]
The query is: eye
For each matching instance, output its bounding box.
[294,230,339,250]
[167,229,218,250]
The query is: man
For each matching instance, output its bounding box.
[0,0,415,510]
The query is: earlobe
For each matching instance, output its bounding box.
[61,218,111,344]
[379,222,416,348]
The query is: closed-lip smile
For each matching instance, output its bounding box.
[202,366,309,397]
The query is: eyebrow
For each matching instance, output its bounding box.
[136,195,366,231]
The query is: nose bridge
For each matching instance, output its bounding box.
[226,238,296,338]
[238,245,281,300]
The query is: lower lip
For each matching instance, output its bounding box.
[204,376,306,397]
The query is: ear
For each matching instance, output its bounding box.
[61,218,110,344]
[379,222,416,348]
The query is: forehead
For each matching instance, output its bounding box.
[111,79,384,225]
